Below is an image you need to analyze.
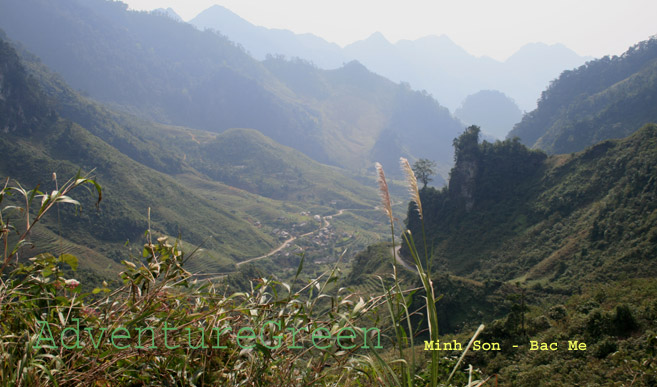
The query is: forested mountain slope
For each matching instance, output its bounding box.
[509,37,657,154]
[407,125,657,290]
[363,124,657,383]
[0,34,386,279]
[0,36,281,276]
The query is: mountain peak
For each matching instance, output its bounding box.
[205,4,233,13]
[507,42,581,63]
[365,32,390,44]
[344,32,393,52]
[192,4,244,23]
[341,60,369,72]
[402,34,467,55]
[415,34,455,45]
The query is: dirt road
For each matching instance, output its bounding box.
[236,208,347,267]
[393,245,415,271]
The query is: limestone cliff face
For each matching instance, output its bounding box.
[449,158,478,211]
[448,125,481,212]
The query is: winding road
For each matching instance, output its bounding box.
[393,245,415,271]
[195,207,416,282]
[236,208,416,271]
[236,208,346,267]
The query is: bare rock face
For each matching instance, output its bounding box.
[451,159,477,212]
[449,125,481,212]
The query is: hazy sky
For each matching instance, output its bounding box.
[122,0,656,61]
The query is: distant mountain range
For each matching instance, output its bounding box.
[0,0,463,177]
[190,5,345,69]
[189,4,590,114]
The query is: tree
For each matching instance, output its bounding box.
[412,158,437,189]
[452,125,481,162]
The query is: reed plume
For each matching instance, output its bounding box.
[375,162,394,226]
[399,157,423,219]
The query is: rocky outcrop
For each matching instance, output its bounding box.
[449,158,478,211]
[449,125,481,212]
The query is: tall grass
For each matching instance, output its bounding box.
[369,159,485,387]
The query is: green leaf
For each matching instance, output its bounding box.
[2,205,24,212]
[295,253,305,281]
[55,196,80,206]
[60,254,79,271]
[34,253,57,263]
[77,178,102,208]
[27,185,41,206]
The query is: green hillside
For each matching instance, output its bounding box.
[0,37,281,274]
[334,124,657,383]
[176,127,377,206]
[408,124,657,288]
[15,49,380,210]
[0,35,389,280]
[509,37,657,154]
[264,121,657,383]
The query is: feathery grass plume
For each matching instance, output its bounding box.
[375,162,394,226]
[375,162,411,383]
[401,156,431,275]
[399,157,422,219]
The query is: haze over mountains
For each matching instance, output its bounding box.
[0,0,463,176]
[454,90,523,140]
[189,4,590,114]
[0,26,394,277]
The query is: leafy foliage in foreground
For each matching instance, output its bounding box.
[0,178,370,385]
[1,172,487,386]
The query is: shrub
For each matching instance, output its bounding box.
[612,304,638,337]
[548,305,568,321]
